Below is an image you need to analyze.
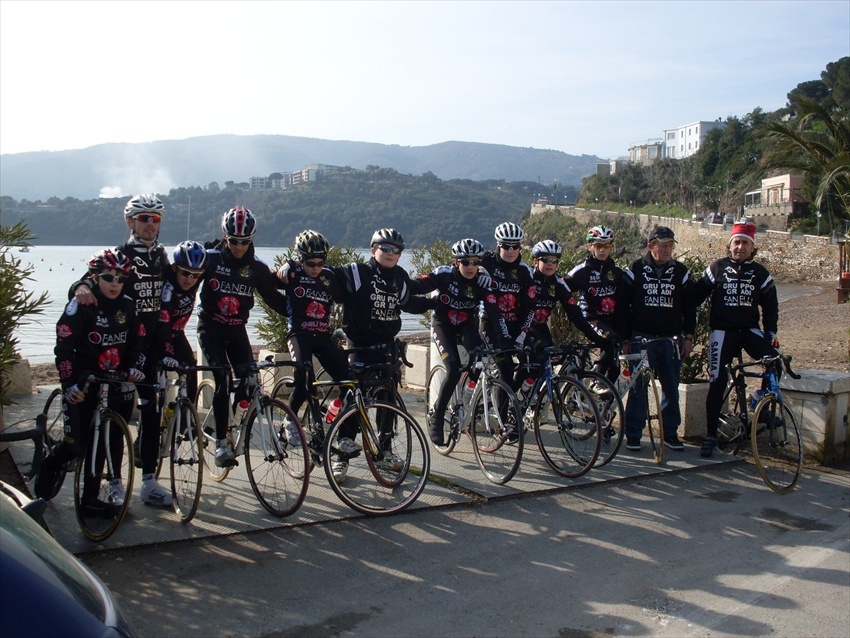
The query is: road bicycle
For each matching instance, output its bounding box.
[514,345,603,478]
[285,341,431,516]
[150,363,220,523]
[426,345,525,484]
[714,353,803,493]
[194,358,310,517]
[614,337,680,464]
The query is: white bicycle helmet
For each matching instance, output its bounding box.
[531,240,563,258]
[586,225,615,244]
[124,194,164,220]
[221,206,257,238]
[451,238,485,258]
[494,222,524,244]
[370,228,405,249]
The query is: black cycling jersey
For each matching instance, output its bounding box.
[564,255,623,321]
[478,252,535,338]
[529,270,607,345]
[280,260,342,337]
[154,269,200,362]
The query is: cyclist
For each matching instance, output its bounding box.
[615,226,696,452]
[694,221,779,457]
[153,241,208,423]
[415,238,510,446]
[479,222,536,391]
[197,206,289,468]
[34,250,146,518]
[564,226,625,381]
[332,228,430,481]
[525,240,610,377]
[277,230,350,446]
[68,194,173,506]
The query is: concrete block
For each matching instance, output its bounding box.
[678,382,710,439]
[2,358,32,396]
[781,370,850,462]
[404,345,430,390]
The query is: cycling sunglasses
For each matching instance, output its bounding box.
[134,214,161,224]
[177,268,202,279]
[377,244,403,255]
[498,243,520,250]
[537,256,560,264]
[303,260,325,268]
[226,236,252,246]
[457,258,482,267]
[98,273,129,283]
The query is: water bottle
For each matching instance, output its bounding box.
[749,389,766,412]
[616,368,631,396]
[519,377,535,397]
[462,379,476,405]
[164,401,176,424]
[325,397,344,424]
[233,399,250,425]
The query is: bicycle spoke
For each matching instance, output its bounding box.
[752,397,802,493]
[535,377,600,478]
[471,378,523,485]
[170,402,203,523]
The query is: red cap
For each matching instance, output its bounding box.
[729,222,756,245]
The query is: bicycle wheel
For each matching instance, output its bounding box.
[470,378,523,484]
[643,370,664,464]
[41,388,68,498]
[244,398,310,517]
[73,410,133,542]
[324,402,430,516]
[426,365,462,456]
[534,376,601,478]
[271,375,294,402]
[717,387,748,454]
[170,400,203,523]
[195,379,229,482]
[751,396,802,493]
[575,371,624,467]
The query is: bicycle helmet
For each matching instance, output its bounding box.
[370,228,405,249]
[87,249,134,275]
[172,240,207,270]
[294,229,329,259]
[124,194,165,220]
[221,206,257,239]
[494,222,524,244]
[586,225,614,244]
[531,240,563,258]
[451,238,485,258]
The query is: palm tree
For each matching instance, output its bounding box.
[762,96,850,231]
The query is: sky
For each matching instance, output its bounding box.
[1,0,848,160]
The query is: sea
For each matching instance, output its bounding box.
[14,245,423,364]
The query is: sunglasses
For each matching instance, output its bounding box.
[591,243,613,249]
[499,243,520,250]
[303,260,325,268]
[538,256,560,264]
[177,268,202,279]
[377,244,403,255]
[457,259,481,267]
[226,236,252,246]
[134,214,161,224]
[98,273,129,283]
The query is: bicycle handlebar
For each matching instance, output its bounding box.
[727,353,800,380]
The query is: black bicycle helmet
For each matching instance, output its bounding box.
[294,229,330,259]
[370,228,405,249]
[173,240,207,270]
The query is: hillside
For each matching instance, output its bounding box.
[0,134,600,201]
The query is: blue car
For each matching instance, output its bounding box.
[0,481,136,637]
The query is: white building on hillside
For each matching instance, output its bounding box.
[662,120,726,159]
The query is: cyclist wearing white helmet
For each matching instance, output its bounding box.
[480,221,536,392]
[69,194,175,506]
[415,238,510,445]
[197,206,289,468]
[564,225,625,382]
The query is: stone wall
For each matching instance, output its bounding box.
[531,205,839,282]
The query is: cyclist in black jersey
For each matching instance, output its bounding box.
[197,206,288,468]
[564,225,624,381]
[479,222,536,392]
[694,221,779,457]
[415,238,510,445]
[69,194,174,506]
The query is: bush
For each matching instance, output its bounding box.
[678,252,711,383]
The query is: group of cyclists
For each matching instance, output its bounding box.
[33,191,781,518]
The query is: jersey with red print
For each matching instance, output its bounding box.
[529,270,607,344]
[479,252,536,335]
[280,261,342,337]
[154,269,199,359]
[55,288,146,386]
[198,244,287,328]
[564,255,623,320]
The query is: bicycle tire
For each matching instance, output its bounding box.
[324,402,430,516]
[41,388,68,498]
[426,365,462,456]
[194,379,230,482]
[73,410,134,542]
[574,370,624,467]
[170,400,203,523]
[271,375,295,403]
[751,396,802,493]
[470,377,523,485]
[644,370,664,464]
[534,376,601,478]
[244,398,310,517]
